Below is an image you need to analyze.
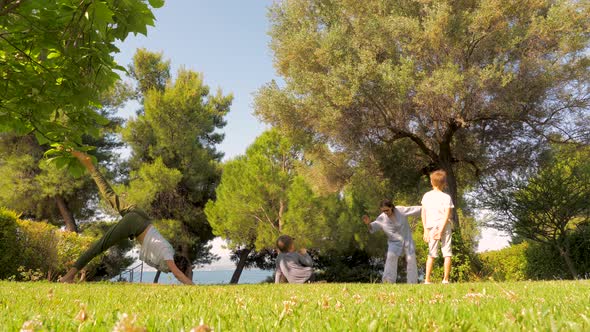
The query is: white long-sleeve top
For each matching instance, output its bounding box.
[369,206,421,256]
[274,252,313,284]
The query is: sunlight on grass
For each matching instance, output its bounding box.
[1,281,588,331]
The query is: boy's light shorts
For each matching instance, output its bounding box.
[427,225,452,258]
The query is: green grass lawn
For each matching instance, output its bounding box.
[1,280,589,331]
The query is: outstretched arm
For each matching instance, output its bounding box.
[166,260,194,285]
[362,215,380,233]
[70,150,134,217]
[398,206,422,217]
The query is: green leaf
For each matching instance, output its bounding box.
[91,1,114,33]
[68,161,87,178]
[148,0,165,9]
[43,148,63,159]
[54,156,69,169]
[47,52,61,59]
[91,112,110,126]
[34,131,51,145]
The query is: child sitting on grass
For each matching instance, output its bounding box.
[275,235,314,283]
[421,170,454,284]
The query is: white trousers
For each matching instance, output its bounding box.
[382,250,418,284]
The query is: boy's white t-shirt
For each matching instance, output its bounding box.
[421,190,454,229]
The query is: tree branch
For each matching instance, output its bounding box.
[0,0,22,17]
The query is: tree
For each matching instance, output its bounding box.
[0,0,164,149]
[206,129,362,283]
[482,144,590,279]
[205,130,303,283]
[0,134,86,231]
[0,83,131,232]
[255,0,590,235]
[122,49,232,276]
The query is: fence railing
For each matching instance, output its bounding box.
[117,262,144,283]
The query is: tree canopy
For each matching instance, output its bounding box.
[206,130,347,282]
[255,0,590,231]
[121,49,232,272]
[0,0,163,148]
[481,144,590,278]
[205,130,303,252]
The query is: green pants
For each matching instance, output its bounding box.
[74,168,151,270]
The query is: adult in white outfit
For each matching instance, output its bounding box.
[362,199,421,283]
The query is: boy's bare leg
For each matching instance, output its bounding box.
[425,256,435,283]
[443,256,451,282]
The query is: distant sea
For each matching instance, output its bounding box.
[114,269,273,285]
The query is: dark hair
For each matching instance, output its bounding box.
[380,199,395,209]
[276,235,294,253]
[173,254,191,274]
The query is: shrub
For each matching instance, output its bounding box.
[14,219,104,281]
[567,223,590,278]
[479,225,590,281]
[0,208,20,279]
[15,219,60,280]
[315,248,383,283]
[0,208,108,281]
[479,242,529,281]
[56,229,98,277]
[523,233,589,280]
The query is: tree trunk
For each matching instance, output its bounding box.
[278,199,285,232]
[176,221,194,280]
[557,245,578,279]
[55,195,78,232]
[437,147,460,233]
[230,247,252,284]
[180,244,193,280]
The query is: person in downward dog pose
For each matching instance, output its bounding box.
[59,150,194,285]
[362,199,421,283]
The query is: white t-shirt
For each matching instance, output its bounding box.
[421,190,454,229]
[139,227,175,272]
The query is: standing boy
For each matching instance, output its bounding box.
[362,200,421,283]
[275,235,314,284]
[421,170,454,284]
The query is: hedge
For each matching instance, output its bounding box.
[0,208,99,281]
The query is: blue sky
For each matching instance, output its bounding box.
[114,0,274,160]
